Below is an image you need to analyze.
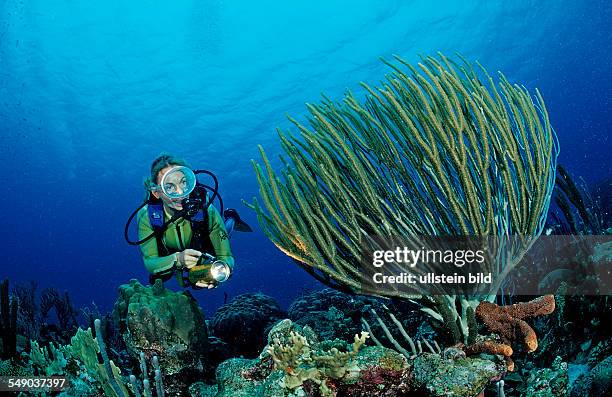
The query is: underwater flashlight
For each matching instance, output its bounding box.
[209,261,231,283]
[184,254,232,286]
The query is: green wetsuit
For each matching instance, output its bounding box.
[137,203,235,275]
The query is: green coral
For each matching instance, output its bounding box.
[362,306,440,359]
[0,359,32,377]
[248,53,559,343]
[189,382,219,397]
[17,321,129,397]
[267,329,369,396]
[525,356,569,397]
[29,340,68,375]
[214,319,411,396]
[67,327,101,375]
[113,279,207,376]
[570,355,612,397]
[411,353,501,396]
[67,324,129,397]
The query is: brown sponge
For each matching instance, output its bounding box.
[475,295,555,353]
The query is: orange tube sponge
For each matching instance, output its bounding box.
[502,295,556,318]
[465,340,513,357]
[464,340,515,371]
[475,295,555,353]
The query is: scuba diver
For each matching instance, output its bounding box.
[124,154,252,289]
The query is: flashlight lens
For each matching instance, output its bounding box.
[210,262,230,283]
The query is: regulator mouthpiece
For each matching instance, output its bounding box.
[157,166,196,199]
[210,261,231,283]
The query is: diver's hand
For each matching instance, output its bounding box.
[176,249,202,269]
[195,280,218,289]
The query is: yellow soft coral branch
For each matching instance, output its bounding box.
[248,53,558,342]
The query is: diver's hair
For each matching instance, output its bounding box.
[144,153,190,191]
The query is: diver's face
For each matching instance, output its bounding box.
[153,165,186,212]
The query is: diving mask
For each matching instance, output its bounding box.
[156,166,197,199]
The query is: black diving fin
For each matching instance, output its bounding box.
[223,208,253,237]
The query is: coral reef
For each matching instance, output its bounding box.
[289,290,439,363]
[464,339,513,359]
[129,352,166,397]
[410,352,505,397]
[362,306,441,360]
[0,278,18,360]
[17,317,129,396]
[12,301,186,396]
[189,381,219,396]
[67,320,129,397]
[475,295,555,353]
[29,340,69,376]
[215,319,403,397]
[4,279,212,396]
[0,358,32,377]
[39,287,80,348]
[592,177,612,229]
[510,292,612,397]
[570,354,612,397]
[6,276,601,396]
[40,287,79,333]
[587,339,612,367]
[523,356,569,397]
[211,292,285,358]
[213,319,505,397]
[82,302,127,365]
[548,164,605,235]
[528,285,610,365]
[288,288,409,343]
[12,280,38,341]
[267,327,369,395]
[247,53,558,345]
[11,280,80,348]
[206,335,234,370]
[112,279,208,377]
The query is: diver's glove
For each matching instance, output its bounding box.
[176,249,203,269]
[198,280,218,289]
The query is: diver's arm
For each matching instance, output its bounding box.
[207,204,235,269]
[137,208,178,274]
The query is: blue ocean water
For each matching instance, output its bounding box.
[0,0,610,316]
